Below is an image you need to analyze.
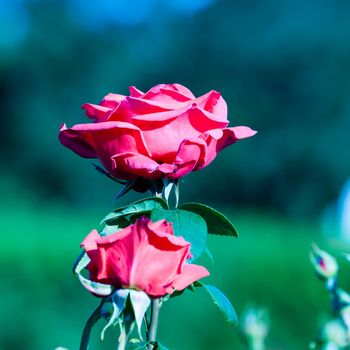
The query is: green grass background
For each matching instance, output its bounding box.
[2,178,348,350]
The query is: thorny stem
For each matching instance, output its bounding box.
[147,299,162,349]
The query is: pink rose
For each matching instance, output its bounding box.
[81,216,209,297]
[59,84,256,180]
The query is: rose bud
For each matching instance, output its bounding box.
[81,216,209,298]
[241,307,269,341]
[310,244,338,280]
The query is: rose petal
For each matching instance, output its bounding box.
[202,126,257,166]
[130,101,228,163]
[159,87,193,102]
[100,93,125,108]
[81,103,113,121]
[126,96,174,114]
[166,138,207,179]
[191,90,227,120]
[171,264,210,291]
[59,123,97,158]
[134,106,226,161]
[59,121,151,177]
[129,86,144,97]
[202,91,227,118]
[142,84,193,105]
[146,219,190,250]
[104,99,132,123]
[204,129,223,140]
[131,105,187,124]
[171,83,196,99]
[91,224,134,285]
[81,229,104,283]
[81,229,100,250]
[112,152,175,180]
[188,106,228,132]
[226,126,257,140]
[157,163,177,174]
[147,219,174,236]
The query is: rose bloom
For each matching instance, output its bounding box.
[59,83,256,180]
[81,217,209,297]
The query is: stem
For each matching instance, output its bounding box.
[147,299,162,349]
[79,303,103,350]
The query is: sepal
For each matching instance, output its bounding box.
[100,289,130,341]
[72,251,90,275]
[130,290,151,338]
[73,249,114,296]
[162,179,179,208]
[101,289,151,343]
[78,273,113,297]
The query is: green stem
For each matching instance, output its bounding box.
[147,299,162,349]
[80,303,103,350]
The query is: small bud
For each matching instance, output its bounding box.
[310,244,338,280]
[241,307,269,343]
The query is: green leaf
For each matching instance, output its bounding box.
[150,209,207,260]
[100,222,129,237]
[199,283,238,325]
[101,197,169,226]
[179,203,238,237]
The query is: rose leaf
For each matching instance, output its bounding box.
[101,197,169,226]
[179,202,238,237]
[196,282,238,325]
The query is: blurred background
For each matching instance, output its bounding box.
[1,0,350,349]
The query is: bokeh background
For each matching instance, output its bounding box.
[1,0,350,349]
